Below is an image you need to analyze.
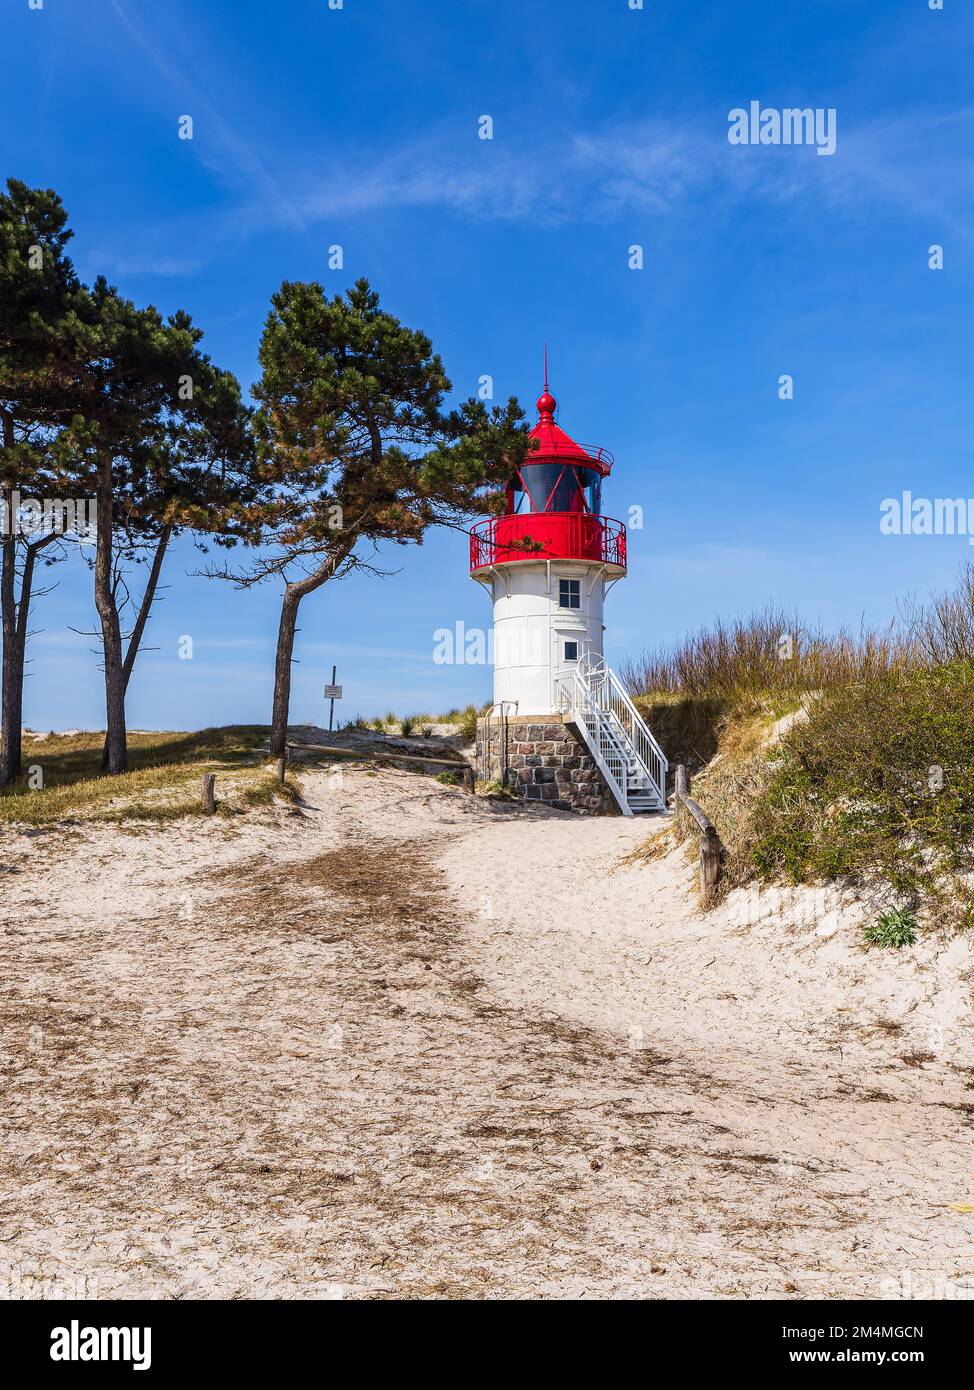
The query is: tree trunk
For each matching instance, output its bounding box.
[99,525,173,771]
[268,550,352,758]
[269,587,301,759]
[0,484,56,787]
[93,457,128,775]
[0,524,22,787]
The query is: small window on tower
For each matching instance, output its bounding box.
[559,578,581,609]
[564,641,579,662]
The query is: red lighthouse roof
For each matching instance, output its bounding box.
[527,366,614,475]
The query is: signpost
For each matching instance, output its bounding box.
[323,665,343,732]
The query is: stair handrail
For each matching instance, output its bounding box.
[570,659,667,800]
[601,668,667,799]
[605,667,666,760]
[557,661,670,812]
[561,665,631,807]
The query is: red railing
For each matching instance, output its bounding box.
[470,513,627,572]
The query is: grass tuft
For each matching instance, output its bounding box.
[863,909,919,949]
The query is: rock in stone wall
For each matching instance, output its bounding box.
[475,715,609,814]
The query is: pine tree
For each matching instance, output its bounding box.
[91,346,256,770]
[219,278,529,757]
[2,181,257,780]
[0,180,82,786]
[63,282,255,774]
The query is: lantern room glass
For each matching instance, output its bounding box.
[507,464,602,517]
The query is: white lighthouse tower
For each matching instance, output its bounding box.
[470,371,667,815]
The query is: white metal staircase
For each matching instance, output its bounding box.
[555,659,668,816]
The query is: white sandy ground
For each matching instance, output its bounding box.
[1,761,973,1300]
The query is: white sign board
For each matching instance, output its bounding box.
[323,684,343,700]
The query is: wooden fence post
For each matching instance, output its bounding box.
[201,773,216,814]
[277,746,289,783]
[700,826,720,895]
[674,763,722,899]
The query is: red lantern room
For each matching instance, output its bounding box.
[469,374,627,575]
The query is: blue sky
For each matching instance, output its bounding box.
[2,0,972,729]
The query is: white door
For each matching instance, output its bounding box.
[552,626,585,708]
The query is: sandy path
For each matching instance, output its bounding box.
[1,768,972,1299]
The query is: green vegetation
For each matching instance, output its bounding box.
[0,727,298,826]
[434,769,461,786]
[628,571,974,931]
[1,179,254,782]
[455,704,479,742]
[337,706,484,740]
[388,703,482,740]
[750,664,974,926]
[863,909,919,950]
[478,778,517,799]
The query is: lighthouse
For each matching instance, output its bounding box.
[470,371,667,815]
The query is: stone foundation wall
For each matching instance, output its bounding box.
[475,714,609,814]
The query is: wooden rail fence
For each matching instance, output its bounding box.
[200,743,475,816]
[674,764,722,896]
[285,741,475,793]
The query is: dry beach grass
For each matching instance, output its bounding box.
[1,727,295,826]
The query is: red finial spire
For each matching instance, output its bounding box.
[537,343,556,419]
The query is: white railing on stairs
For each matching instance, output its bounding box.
[558,665,631,809]
[555,659,667,813]
[593,663,668,803]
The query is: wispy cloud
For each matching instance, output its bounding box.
[812,108,974,238]
[100,0,974,268]
[224,108,974,245]
[245,121,723,232]
[85,249,206,280]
